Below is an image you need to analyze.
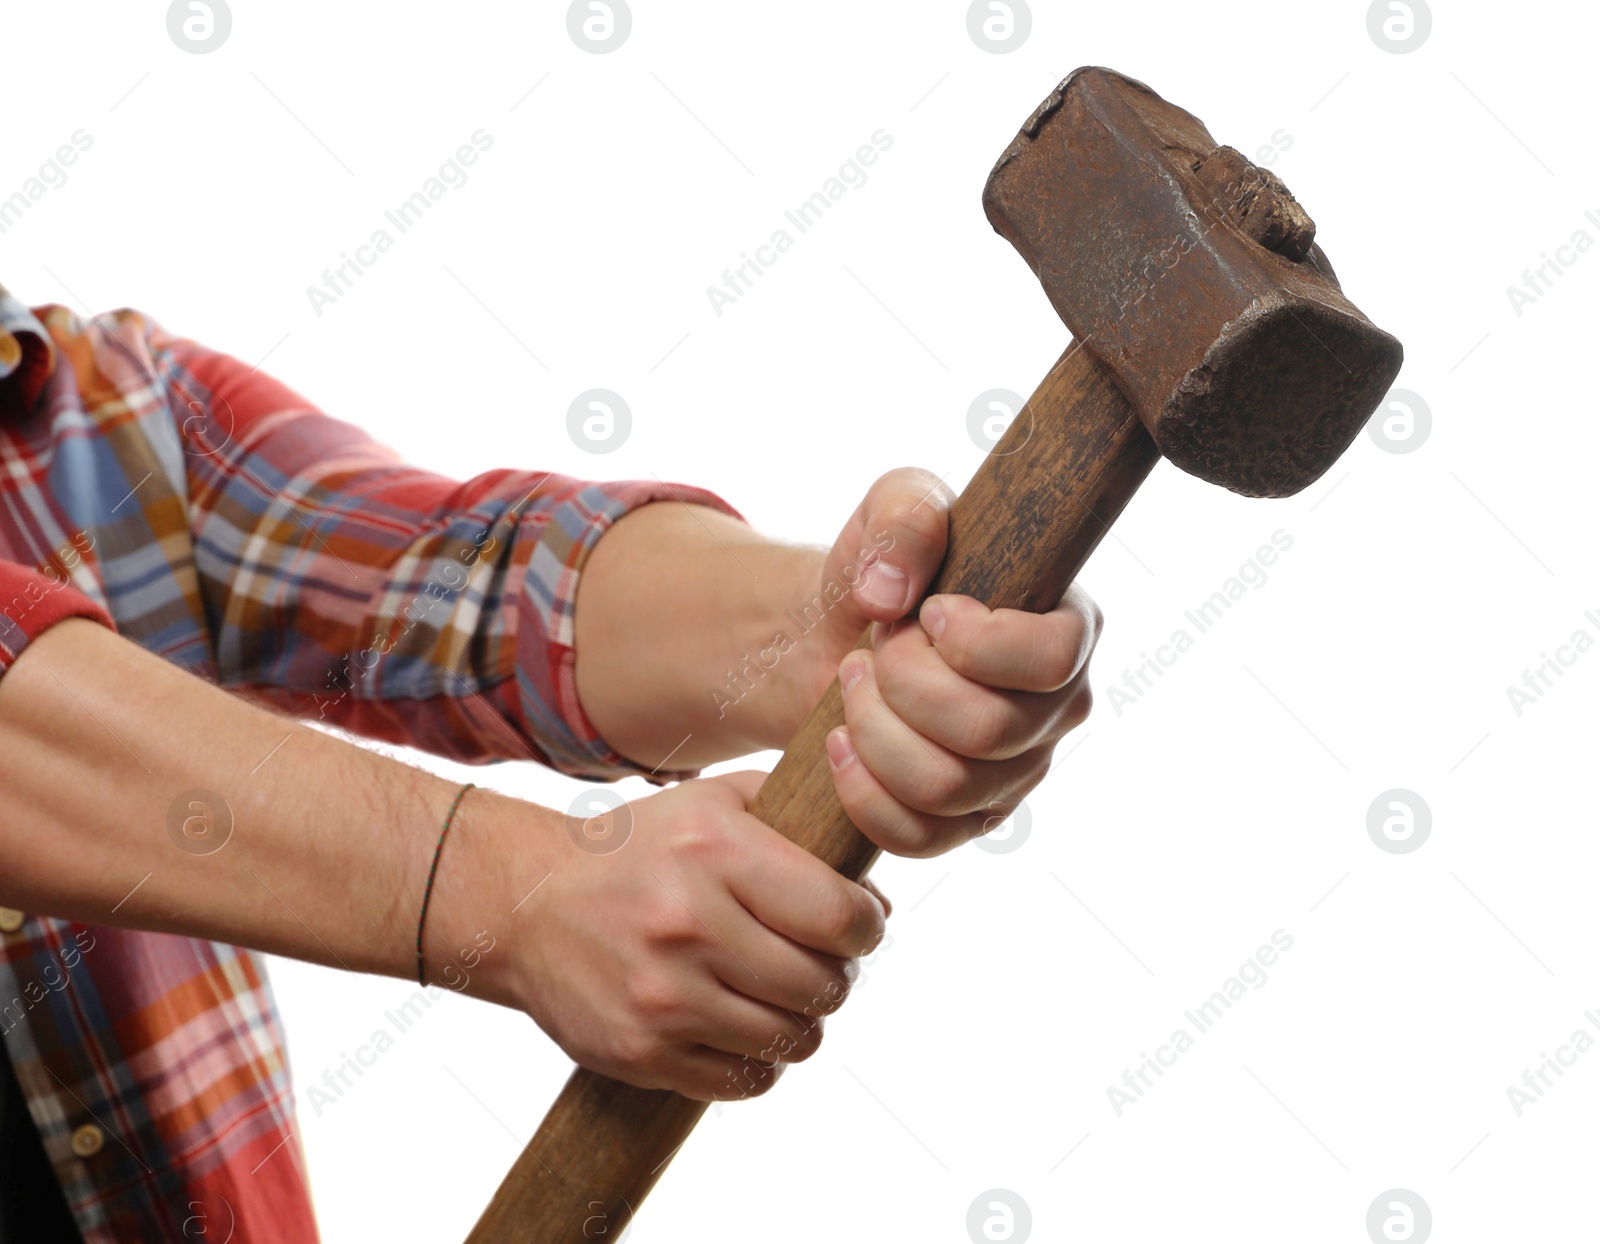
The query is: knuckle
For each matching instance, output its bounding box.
[716,1056,771,1100]
[963,697,1012,758]
[1064,683,1094,728]
[786,1020,826,1062]
[613,1030,668,1077]
[938,607,977,671]
[674,1079,716,1102]
[693,1066,746,1102]
[1039,622,1082,689]
[873,494,946,556]
[907,828,956,859]
[1065,581,1101,628]
[876,814,941,859]
[922,757,971,812]
[624,970,683,1022]
[664,818,727,864]
[795,975,848,1024]
[898,499,946,549]
[874,466,946,507]
[643,899,701,948]
[814,884,864,948]
[740,1064,782,1097]
[873,633,912,688]
[854,890,888,949]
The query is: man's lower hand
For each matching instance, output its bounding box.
[496,773,887,1101]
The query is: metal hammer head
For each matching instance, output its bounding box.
[984,67,1403,498]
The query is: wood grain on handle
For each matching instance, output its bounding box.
[466,342,1160,1243]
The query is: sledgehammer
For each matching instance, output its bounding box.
[466,66,1403,1242]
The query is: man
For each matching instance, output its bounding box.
[0,284,1098,1241]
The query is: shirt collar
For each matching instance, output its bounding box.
[0,284,58,411]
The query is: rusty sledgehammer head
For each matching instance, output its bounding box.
[984,67,1403,498]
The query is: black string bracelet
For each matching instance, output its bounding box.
[416,782,476,987]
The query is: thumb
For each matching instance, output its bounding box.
[822,468,953,633]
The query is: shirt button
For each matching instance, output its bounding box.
[70,1124,105,1158]
[0,908,24,933]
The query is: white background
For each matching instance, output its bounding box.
[3,1,1594,1241]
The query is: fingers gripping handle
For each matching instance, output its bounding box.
[465,343,1159,1243]
[744,340,1161,872]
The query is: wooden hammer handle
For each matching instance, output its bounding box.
[465,341,1159,1243]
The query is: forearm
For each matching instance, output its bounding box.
[0,619,540,1005]
[165,329,749,781]
[574,503,830,769]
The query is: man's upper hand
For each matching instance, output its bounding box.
[810,467,1101,858]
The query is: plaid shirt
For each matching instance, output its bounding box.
[0,285,733,1241]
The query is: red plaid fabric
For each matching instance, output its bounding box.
[0,284,736,1241]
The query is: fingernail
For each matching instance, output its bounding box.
[839,653,868,692]
[825,727,857,771]
[920,598,946,642]
[857,561,909,613]
[842,958,860,984]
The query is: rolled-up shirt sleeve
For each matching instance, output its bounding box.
[0,558,116,678]
[150,325,740,783]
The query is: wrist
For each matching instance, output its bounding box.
[576,501,834,767]
[743,545,836,751]
[415,783,560,1010]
